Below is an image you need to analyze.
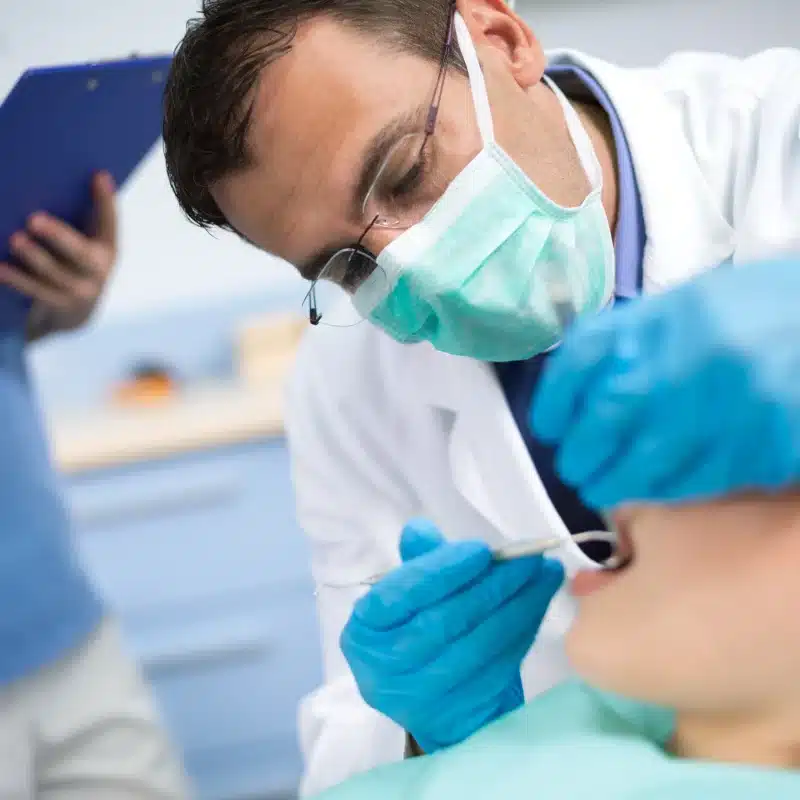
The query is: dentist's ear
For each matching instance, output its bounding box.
[456,0,545,88]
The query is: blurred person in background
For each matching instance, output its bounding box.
[0,171,187,798]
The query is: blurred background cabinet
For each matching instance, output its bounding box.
[33,292,322,799]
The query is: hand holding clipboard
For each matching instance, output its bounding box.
[0,54,171,332]
[4,170,117,337]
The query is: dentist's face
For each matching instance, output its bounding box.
[210,7,593,284]
[567,492,800,718]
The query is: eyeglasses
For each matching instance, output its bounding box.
[303,0,458,327]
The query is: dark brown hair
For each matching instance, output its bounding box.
[163,0,465,232]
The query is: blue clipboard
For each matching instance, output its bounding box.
[0,55,171,320]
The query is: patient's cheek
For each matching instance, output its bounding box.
[565,595,693,705]
[564,525,798,714]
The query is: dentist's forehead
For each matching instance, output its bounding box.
[212,17,441,269]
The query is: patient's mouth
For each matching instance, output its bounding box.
[570,518,634,598]
[570,569,617,597]
[607,520,634,569]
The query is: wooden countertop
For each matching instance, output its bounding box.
[47,379,287,475]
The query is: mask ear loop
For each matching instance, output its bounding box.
[543,76,605,191]
[456,12,605,196]
[453,13,495,146]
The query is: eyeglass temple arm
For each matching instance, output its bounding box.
[307,284,322,325]
[424,0,457,135]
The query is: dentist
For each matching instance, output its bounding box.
[163,0,800,792]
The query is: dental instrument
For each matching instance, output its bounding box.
[319,528,620,590]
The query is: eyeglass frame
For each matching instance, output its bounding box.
[304,0,459,326]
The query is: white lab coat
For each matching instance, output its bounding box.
[287,48,800,796]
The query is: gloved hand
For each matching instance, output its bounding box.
[340,520,564,754]
[530,257,800,508]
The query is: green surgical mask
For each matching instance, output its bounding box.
[353,13,615,361]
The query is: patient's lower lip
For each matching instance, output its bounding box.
[571,569,618,598]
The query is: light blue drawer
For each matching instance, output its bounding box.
[64,437,323,798]
[65,438,312,616]
[124,587,322,799]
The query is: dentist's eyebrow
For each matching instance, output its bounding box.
[298,106,428,281]
[352,105,429,218]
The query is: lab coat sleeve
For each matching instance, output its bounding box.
[656,48,800,260]
[284,329,418,796]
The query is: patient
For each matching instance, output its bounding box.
[313,492,800,797]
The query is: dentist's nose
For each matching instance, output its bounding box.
[361,225,404,257]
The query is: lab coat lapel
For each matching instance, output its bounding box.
[415,345,566,549]
[549,50,736,287]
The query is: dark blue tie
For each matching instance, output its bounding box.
[495,351,611,563]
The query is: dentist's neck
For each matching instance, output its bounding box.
[574,101,619,237]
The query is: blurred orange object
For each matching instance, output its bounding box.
[112,367,176,407]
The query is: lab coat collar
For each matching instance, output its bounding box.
[548,50,736,290]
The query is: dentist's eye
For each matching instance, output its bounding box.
[364,130,449,227]
[391,158,426,199]
[385,134,435,207]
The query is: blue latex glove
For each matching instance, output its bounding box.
[340,520,564,754]
[530,258,800,508]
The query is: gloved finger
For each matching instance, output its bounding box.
[732,400,797,491]
[580,325,732,506]
[410,642,529,753]
[415,559,565,698]
[399,518,446,562]
[357,563,562,740]
[645,438,741,503]
[530,313,621,443]
[340,609,416,681]
[578,381,714,507]
[343,555,549,676]
[393,555,548,668]
[554,363,651,488]
[579,429,694,508]
[352,540,493,631]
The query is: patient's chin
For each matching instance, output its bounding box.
[565,611,663,701]
[566,619,615,689]
[566,614,730,712]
